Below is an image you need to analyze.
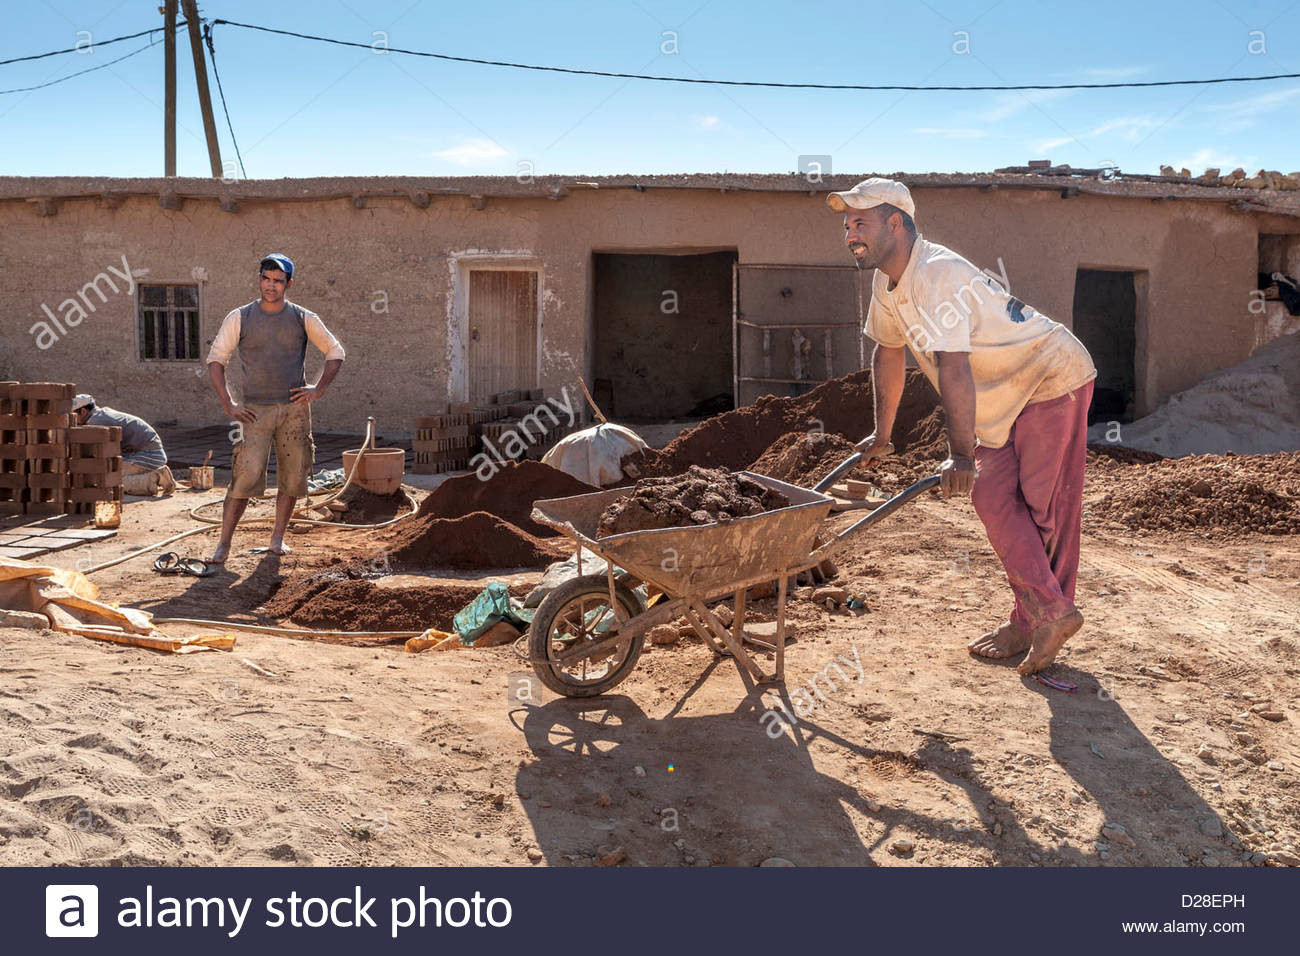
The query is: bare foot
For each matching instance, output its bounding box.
[1017,610,1084,675]
[968,620,1030,659]
[269,541,293,556]
[209,542,229,565]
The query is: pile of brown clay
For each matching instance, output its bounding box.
[384,511,570,570]
[332,486,413,524]
[627,368,942,479]
[263,566,531,633]
[596,465,790,537]
[1088,452,1300,536]
[748,432,858,487]
[416,460,597,537]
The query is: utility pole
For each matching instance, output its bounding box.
[164,0,176,176]
[180,0,223,177]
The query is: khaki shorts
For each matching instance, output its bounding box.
[122,461,176,496]
[228,402,315,499]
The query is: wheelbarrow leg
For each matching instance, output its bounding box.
[775,575,788,682]
[732,588,746,649]
[689,598,767,682]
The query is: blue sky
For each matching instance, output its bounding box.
[1,0,1298,178]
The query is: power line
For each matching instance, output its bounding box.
[0,23,184,68]
[0,36,162,95]
[211,18,1300,91]
[203,22,246,179]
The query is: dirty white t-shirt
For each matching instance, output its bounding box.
[865,237,1096,448]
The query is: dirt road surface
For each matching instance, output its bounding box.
[1,480,1297,867]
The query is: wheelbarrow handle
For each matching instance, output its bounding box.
[810,443,896,495]
[811,452,862,493]
[809,473,941,564]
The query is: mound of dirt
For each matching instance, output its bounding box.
[416,460,597,537]
[386,511,570,570]
[263,566,531,632]
[749,432,858,487]
[1089,452,1300,535]
[333,486,413,524]
[626,369,941,479]
[596,465,790,537]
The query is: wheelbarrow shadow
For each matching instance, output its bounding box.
[512,677,1049,867]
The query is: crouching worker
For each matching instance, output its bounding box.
[72,394,177,495]
[205,253,345,563]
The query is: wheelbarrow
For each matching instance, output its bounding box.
[526,453,941,698]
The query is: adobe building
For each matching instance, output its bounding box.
[1,171,1297,436]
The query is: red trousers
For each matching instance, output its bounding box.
[971,381,1093,632]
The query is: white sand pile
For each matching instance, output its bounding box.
[1090,333,1300,457]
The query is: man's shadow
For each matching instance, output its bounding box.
[134,552,285,623]
[1034,661,1235,865]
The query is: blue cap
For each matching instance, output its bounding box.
[259,253,294,279]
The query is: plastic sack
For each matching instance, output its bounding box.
[452,581,536,645]
[542,423,648,487]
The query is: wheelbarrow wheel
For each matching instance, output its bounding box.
[530,573,646,698]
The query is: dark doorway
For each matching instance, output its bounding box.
[1072,269,1138,424]
[592,252,737,420]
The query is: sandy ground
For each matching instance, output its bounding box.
[1,477,1298,868]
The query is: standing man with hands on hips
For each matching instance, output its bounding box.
[205,253,346,564]
[829,179,1097,676]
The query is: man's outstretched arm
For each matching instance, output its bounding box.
[857,342,906,458]
[935,350,977,496]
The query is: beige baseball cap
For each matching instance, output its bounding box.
[826,177,915,217]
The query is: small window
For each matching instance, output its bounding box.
[138,284,200,360]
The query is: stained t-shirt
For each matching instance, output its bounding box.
[865,237,1096,448]
[86,406,167,470]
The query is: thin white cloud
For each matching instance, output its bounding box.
[1205,86,1300,116]
[431,139,508,166]
[976,89,1072,121]
[1087,115,1163,141]
[912,127,988,138]
[1173,147,1251,173]
[1033,135,1073,152]
[694,115,720,130]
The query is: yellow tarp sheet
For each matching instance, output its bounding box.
[0,556,234,654]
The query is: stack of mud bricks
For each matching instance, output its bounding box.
[412,405,476,474]
[0,382,75,516]
[479,388,564,462]
[67,424,123,516]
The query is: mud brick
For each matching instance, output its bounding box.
[23,398,73,416]
[26,485,66,504]
[0,502,24,515]
[28,457,66,474]
[26,472,68,490]
[70,457,121,475]
[25,444,67,460]
[24,500,66,515]
[507,401,538,417]
[0,443,28,461]
[0,473,27,490]
[0,457,25,475]
[25,413,73,430]
[69,425,120,443]
[448,402,474,414]
[11,382,75,402]
[64,501,96,516]
[0,383,16,415]
[25,427,68,447]
[71,468,122,489]
[492,390,522,405]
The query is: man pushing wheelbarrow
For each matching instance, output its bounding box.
[828,178,1097,675]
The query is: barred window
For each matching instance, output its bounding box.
[138,285,200,360]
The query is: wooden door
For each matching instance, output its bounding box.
[468,270,538,404]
